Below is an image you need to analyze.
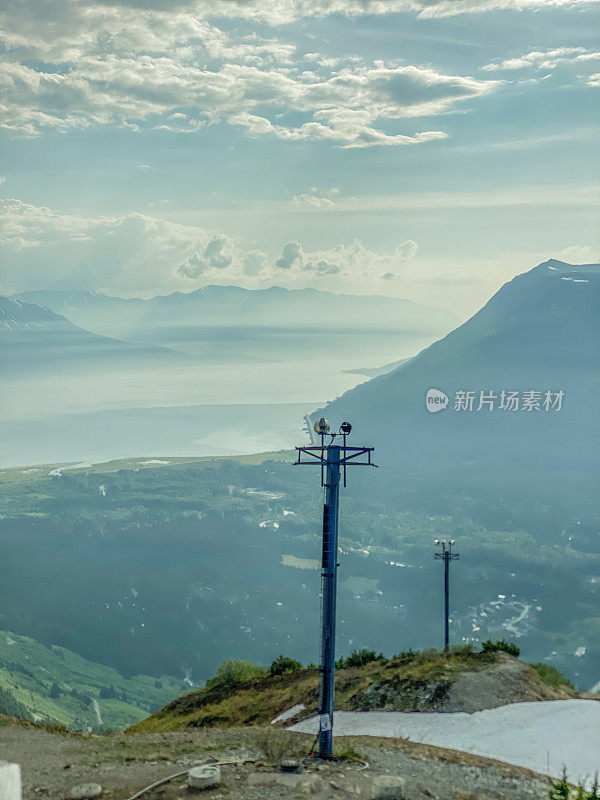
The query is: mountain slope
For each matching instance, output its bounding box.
[0,630,186,730]
[321,260,600,511]
[0,296,191,377]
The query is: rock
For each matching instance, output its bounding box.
[249,772,302,788]
[69,784,102,800]
[188,765,221,791]
[0,762,22,800]
[370,775,406,799]
[280,758,302,773]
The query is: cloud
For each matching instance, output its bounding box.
[178,234,237,276]
[588,73,600,86]
[0,176,5,185]
[0,2,499,145]
[31,0,600,26]
[275,238,418,279]
[552,244,600,263]
[482,47,600,71]
[292,187,340,209]
[276,241,304,269]
[0,199,420,294]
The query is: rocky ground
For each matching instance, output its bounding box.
[0,722,553,800]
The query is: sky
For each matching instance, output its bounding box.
[0,0,599,317]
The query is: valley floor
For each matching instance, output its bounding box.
[1,720,552,800]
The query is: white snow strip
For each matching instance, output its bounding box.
[288,701,600,786]
[271,703,306,725]
[92,698,103,727]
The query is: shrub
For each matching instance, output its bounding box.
[255,729,307,765]
[481,639,520,657]
[205,659,266,690]
[549,769,600,799]
[392,649,417,664]
[449,643,476,656]
[532,663,575,690]
[269,655,302,677]
[336,649,386,670]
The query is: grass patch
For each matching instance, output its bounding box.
[532,663,575,690]
[335,743,364,762]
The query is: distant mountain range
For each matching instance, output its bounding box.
[0,296,190,377]
[14,286,457,354]
[322,260,600,519]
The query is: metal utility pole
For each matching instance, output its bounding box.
[434,539,460,650]
[296,419,376,759]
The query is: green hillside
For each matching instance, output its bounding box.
[131,647,577,733]
[0,631,187,730]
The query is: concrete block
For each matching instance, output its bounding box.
[0,763,22,800]
[188,765,221,791]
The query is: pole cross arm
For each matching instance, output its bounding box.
[295,445,376,466]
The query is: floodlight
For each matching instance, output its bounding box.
[340,421,352,435]
[314,417,331,435]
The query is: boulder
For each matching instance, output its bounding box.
[370,775,406,799]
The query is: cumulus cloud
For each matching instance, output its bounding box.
[553,244,600,263]
[482,47,600,71]
[0,1,500,145]
[276,241,304,269]
[0,199,420,294]
[275,239,418,280]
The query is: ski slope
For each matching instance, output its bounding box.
[289,700,600,785]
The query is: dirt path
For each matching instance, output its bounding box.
[0,723,553,800]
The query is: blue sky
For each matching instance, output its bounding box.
[0,0,598,316]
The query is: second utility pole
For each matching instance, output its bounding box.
[434,539,460,650]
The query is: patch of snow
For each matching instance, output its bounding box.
[98,485,106,496]
[243,488,285,500]
[561,277,590,283]
[5,636,16,645]
[21,468,40,474]
[140,459,171,465]
[92,698,103,726]
[502,603,531,637]
[49,468,62,477]
[283,509,296,516]
[271,703,306,725]
[289,701,600,787]
[575,646,586,658]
